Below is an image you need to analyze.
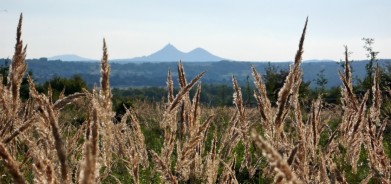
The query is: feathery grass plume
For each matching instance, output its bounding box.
[232,76,244,118]
[290,68,309,181]
[2,114,36,144]
[176,83,206,180]
[218,76,250,162]
[96,39,115,178]
[190,83,202,134]
[52,93,86,111]
[338,46,358,111]
[218,157,239,184]
[100,39,111,106]
[31,155,58,184]
[7,13,27,116]
[318,152,330,184]
[168,72,205,112]
[79,108,99,184]
[251,129,302,184]
[116,106,148,184]
[0,75,11,118]
[203,133,219,184]
[310,97,322,159]
[0,142,26,184]
[175,115,213,180]
[126,107,148,165]
[153,63,206,183]
[167,69,174,103]
[151,151,178,184]
[348,92,368,174]
[363,65,390,182]
[177,60,188,88]
[370,65,381,124]
[274,17,307,135]
[168,71,205,113]
[27,76,69,182]
[251,65,273,137]
[175,62,192,138]
[218,110,239,159]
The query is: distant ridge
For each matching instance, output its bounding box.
[48,54,95,62]
[116,44,226,62]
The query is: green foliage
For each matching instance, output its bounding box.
[42,75,87,100]
[263,62,288,103]
[315,68,328,94]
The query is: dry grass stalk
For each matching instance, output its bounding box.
[203,134,219,183]
[79,108,99,184]
[7,13,27,116]
[115,106,148,184]
[251,65,273,139]
[310,97,322,159]
[53,93,86,111]
[0,142,26,184]
[2,114,36,144]
[251,130,302,184]
[232,76,244,118]
[167,71,205,113]
[151,151,178,184]
[28,76,69,183]
[166,69,174,103]
[218,157,239,184]
[175,115,213,180]
[363,65,390,182]
[274,17,307,137]
[32,155,59,184]
[91,39,115,179]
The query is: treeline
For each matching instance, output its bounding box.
[1,58,390,88]
[1,58,390,110]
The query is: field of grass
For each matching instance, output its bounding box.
[1,15,390,184]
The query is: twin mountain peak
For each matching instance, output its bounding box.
[49,44,226,62]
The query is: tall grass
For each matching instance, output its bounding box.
[0,14,389,184]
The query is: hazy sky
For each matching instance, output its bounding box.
[1,0,390,61]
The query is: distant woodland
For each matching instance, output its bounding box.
[1,58,390,88]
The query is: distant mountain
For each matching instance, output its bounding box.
[48,54,95,62]
[116,44,226,62]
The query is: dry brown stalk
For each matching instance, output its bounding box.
[251,65,273,135]
[168,71,205,113]
[79,108,99,184]
[151,151,178,184]
[232,76,244,118]
[251,130,302,184]
[28,76,69,182]
[0,143,26,184]
[274,17,307,131]
[203,134,219,184]
[52,93,86,111]
[167,69,174,103]
[310,97,322,159]
[176,115,213,180]
[363,65,390,182]
[7,13,27,116]
[2,114,36,144]
[218,157,239,184]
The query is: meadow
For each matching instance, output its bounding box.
[0,15,390,184]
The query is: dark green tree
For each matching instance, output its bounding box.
[43,75,88,100]
[263,62,289,103]
[315,68,328,94]
[359,38,379,100]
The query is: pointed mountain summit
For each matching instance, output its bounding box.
[126,43,225,62]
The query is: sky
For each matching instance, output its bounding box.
[0,0,390,61]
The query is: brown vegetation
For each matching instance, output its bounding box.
[0,14,389,184]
